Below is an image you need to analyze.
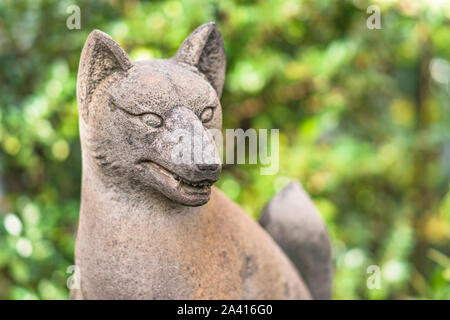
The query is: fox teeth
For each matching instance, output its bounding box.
[175,175,210,188]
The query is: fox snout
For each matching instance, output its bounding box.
[135,105,222,206]
[196,163,220,172]
[154,105,222,183]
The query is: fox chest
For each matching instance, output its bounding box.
[75,216,259,299]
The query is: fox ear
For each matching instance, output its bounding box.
[173,22,226,97]
[77,29,133,121]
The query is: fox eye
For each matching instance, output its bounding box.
[141,113,163,128]
[200,107,215,123]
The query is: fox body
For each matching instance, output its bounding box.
[73,22,332,299]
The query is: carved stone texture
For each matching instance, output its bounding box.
[73,22,332,300]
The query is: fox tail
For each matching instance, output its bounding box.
[259,180,333,299]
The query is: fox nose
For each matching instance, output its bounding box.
[196,163,220,172]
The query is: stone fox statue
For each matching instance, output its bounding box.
[73,22,333,300]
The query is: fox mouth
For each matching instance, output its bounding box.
[138,160,216,205]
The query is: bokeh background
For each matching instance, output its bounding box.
[0,0,449,299]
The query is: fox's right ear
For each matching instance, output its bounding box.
[77,30,133,121]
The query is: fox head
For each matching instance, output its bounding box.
[77,22,225,206]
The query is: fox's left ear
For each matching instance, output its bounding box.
[173,22,226,97]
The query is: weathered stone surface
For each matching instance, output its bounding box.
[72,22,331,300]
[260,181,334,299]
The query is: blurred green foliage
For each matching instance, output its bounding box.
[0,0,449,299]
